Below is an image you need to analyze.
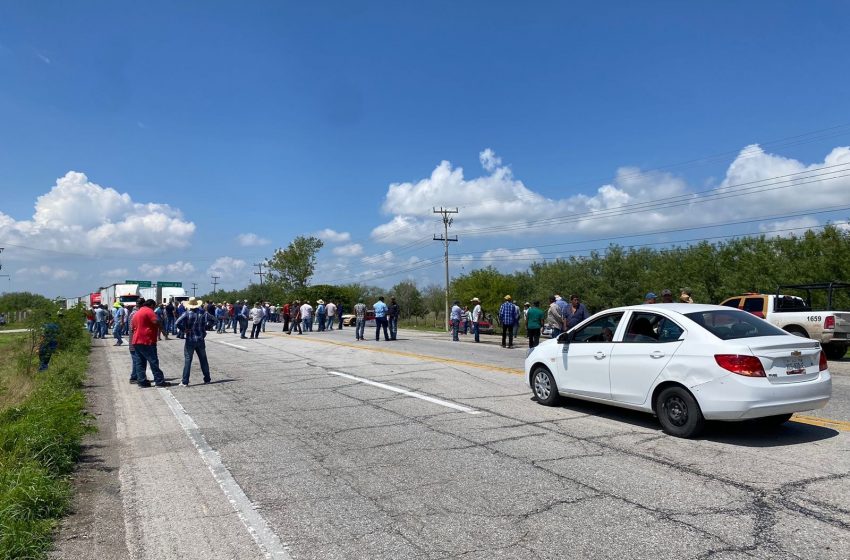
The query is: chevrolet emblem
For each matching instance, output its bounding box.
[791,351,802,357]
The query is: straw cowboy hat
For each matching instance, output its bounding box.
[186,296,203,309]
[316,299,325,305]
[504,295,512,300]
[471,297,480,302]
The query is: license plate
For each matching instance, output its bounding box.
[786,357,805,374]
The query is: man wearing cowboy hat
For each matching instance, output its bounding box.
[470,297,482,342]
[498,295,519,348]
[174,297,215,386]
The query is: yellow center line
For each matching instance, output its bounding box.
[266,332,525,376]
[267,333,850,432]
[791,414,850,432]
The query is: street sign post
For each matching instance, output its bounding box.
[157,281,182,288]
[125,280,152,287]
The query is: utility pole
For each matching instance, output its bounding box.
[211,275,220,294]
[433,207,458,332]
[191,282,198,296]
[253,262,266,286]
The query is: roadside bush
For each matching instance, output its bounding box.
[0,319,91,560]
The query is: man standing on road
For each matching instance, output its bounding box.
[174,297,213,386]
[374,296,389,341]
[249,302,264,339]
[499,295,518,349]
[288,300,303,335]
[131,299,173,388]
[282,301,290,332]
[300,300,313,332]
[94,304,107,339]
[165,299,176,336]
[471,297,482,343]
[387,297,400,340]
[337,302,344,330]
[353,299,367,340]
[326,300,337,331]
[564,294,589,330]
[316,299,326,331]
[112,302,126,346]
[547,296,564,339]
[128,296,144,383]
[238,300,250,339]
[526,301,545,349]
[450,300,462,342]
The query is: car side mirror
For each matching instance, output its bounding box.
[557,332,571,345]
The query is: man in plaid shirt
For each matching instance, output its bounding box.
[174,297,216,386]
[498,295,518,349]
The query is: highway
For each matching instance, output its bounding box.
[51,327,850,560]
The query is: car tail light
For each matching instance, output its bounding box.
[824,316,835,330]
[820,351,829,371]
[714,354,766,377]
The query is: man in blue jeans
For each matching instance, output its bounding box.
[174,297,214,386]
[131,299,173,388]
[373,296,389,341]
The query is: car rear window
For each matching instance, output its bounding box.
[684,309,787,340]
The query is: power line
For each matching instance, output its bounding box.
[211,275,220,294]
[253,262,266,286]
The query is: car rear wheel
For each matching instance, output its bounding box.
[531,366,560,406]
[655,386,705,438]
[784,326,808,338]
[824,343,847,360]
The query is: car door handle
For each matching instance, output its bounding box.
[594,352,606,360]
[650,351,665,359]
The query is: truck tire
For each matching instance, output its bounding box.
[824,343,847,361]
[784,326,808,338]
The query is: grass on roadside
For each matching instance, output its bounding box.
[0,309,92,560]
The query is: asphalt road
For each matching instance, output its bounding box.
[52,326,850,559]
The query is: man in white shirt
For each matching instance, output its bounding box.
[471,297,482,343]
[325,301,337,331]
[250,302,264,339]
[300,301,314,332]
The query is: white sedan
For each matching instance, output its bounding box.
[525,304,832,438]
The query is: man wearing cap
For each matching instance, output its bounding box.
[645,292,657,304]
[174,297,215,386]
[112,302,127,346]
[470,298,482,342]
[660,289,674,303]
[93,304,107,339]
[131,299,172,388]
[498,295,519,348]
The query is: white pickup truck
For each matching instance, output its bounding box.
[720,283,850,360]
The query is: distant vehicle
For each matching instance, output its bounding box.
[139,285,189,305]
[720,283,850,360]
[341,311,375,327]
[525,304,832,438]
[459,318,495,334]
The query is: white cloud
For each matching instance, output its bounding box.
[16,265,76,281]
[457,248,543,272]
[138,261,195,277]
[332,243,363,257]
[102,267,130,279]
[206,256,249,283]
[362,250,395,265]
[315,228,351,243]
[0,171,195,254]
[236,233,270,247]
[372,146,850,244]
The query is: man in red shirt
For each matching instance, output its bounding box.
[131,299,173,388]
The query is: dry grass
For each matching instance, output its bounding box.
[0,333,40,411]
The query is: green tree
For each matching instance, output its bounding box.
[389,281,424,318]
[266,236,324,291]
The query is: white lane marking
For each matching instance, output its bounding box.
[209,339,248,351]
[159,389,292,560]
[327,371,481,415]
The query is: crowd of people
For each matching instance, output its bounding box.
[91,287,696,386]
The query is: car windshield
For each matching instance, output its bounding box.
[685,309,788,340]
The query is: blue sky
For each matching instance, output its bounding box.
[1,1,849,298]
